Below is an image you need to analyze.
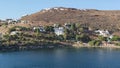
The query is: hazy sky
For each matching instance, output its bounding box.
[0,0,120,19]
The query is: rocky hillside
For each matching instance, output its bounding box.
[21,7,120,32]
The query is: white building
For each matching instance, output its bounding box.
[95,30,110,37]
[6,19,14,24]
[33,26,45,32]
[21,20,29,24]
[54,27,64,36]
[10,31,19,35]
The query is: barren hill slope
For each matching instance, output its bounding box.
[21,7,120,31]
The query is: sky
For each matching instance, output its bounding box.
[0,0,120,19]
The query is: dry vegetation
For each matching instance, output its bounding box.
[0,23,31,34]
[21,7,120,32]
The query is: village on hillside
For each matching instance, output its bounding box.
[0,18,120,51]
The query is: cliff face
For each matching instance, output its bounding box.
[21,7,120,31]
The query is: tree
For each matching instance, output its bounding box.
[63,33,67,41]
[75,34,91,42]
[3,34,10,45]
[115,43,120,46]
[64,28,69,34]
[81,34,91,42]
[44,26,54,33]
[35,29,42,39]
[76,23,81,28]
[76,35,81,41]
[88,40,101,46]
[88,40,96,46]
[70,23,76,31]
[79,28,84,32]
[98,36,107,41]
[11,35,19,40]
[63,28,75,40]
[48,34,55,40]
[111,35,120,41]
[58,35,64,41]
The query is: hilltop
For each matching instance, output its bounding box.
[21,7,120,32]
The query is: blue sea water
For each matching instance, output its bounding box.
[0,48,120,68]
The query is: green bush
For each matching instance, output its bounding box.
[8,26,29,33]
[57,35,64,41]
[115,43,120,46]
[111,35,120,41]
[70,23,76,31]
[76,34,91,43]
[88,40,96,46]
[44,26,54,32]
[8,27,16,33]
[98,36,107,41]
[89,40,101,46]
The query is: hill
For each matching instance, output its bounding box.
[21,7,120,32]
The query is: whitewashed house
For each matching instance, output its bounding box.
[33,26,45,32]
[10,31,20,35]
[20,20,29,24]
[5,19,18,24]
[12,20,17,24]
[6,19,13,24]
[54,27,64,36]
[95,30,110,37]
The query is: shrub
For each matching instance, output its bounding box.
[115,43,120,46]
[8,26,30,33]
[111,35,120,41]
[70,23,76,31]
[89,40,101,46]
[98,36,107,41]
[76,34,91,43]
[88,40,96,46]
[57,35,64,41]
[44,26,54,32]
[8,27,16,33]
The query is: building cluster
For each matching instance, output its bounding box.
[0,19,29,24]
[32,23,113,39]
[41,7,69,13]
[32,23,72,36]
[95,30,111,37]
[0,21,114,43]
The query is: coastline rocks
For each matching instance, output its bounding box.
[0,42,72,51]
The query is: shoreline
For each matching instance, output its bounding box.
[73,45,120,49]
[0,42,73,52]
[72,43,120,49]
[1,42,120,52]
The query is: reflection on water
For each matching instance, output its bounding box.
[0,48,120,68]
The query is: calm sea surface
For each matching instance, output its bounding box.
[0,48,120,68]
